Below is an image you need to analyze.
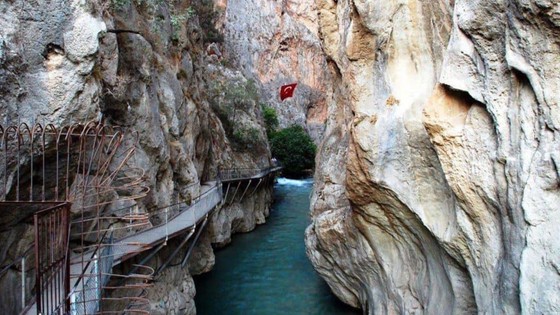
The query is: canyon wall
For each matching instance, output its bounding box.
[306,0,560,314]
[214,0,330,141]
[0,0,275,313]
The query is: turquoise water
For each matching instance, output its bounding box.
[194,178,361,315]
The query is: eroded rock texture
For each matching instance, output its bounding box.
[0,1,275,314]
[215,0,330,141]
[306,0,560,314]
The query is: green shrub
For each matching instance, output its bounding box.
[208,79,258,126]
[261,105,278,139]
[111,0,162,10]
[233,126,260,148]
[208,79,263,151]
[170,14,187,42]
[270,125,316,178]
[111,0,130,9]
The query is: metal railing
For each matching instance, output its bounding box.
[70,231,114,315]
[219,165,282,182]
[34,203,70,315]
[0,121,150,315]
[112,183,223,262]
[0,122,282,315]
[0,121,148,203]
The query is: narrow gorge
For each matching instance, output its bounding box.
[0,0,559,314]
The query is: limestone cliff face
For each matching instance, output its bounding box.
[306,0,560,314]
[213,0,330,141]
[0,1,274,313]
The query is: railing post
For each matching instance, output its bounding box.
[34,212,41,314]
[21,257,25,310]
[34,203,70,315]
[65,204,70,314]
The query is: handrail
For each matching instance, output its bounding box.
[115,182,221,242]
[24,165,280,315]
[220,166,282,181]
[109,165,281,256]
[67,165,282,236]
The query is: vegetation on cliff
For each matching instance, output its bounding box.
[270,125,316,178]
[262,104,279,140]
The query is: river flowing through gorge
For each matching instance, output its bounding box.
[194,179,360,315]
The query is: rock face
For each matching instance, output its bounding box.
[0,0,105,125]
[0,1,276,314]
[214,0,330,141]
[306,0,560,314]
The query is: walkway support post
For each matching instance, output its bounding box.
[181,214,210,268]
[155,228,195,275]
[248,178,263,197]
[238,179,253,203]
[227,181,243,206]
[223,183,231,206]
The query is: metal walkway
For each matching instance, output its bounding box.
[111,166,282,265]
[27,166,281,315]
[221,166,283,183]
[112,182,222,264]
[109,166,283,264]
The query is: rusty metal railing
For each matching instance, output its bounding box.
[0,121,151,315]
[0,121,149,203]
[0,119,282,314]
[34,202,70,315]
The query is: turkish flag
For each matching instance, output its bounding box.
[280,83,297,101]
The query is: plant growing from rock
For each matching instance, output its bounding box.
[232,126,261,149]
[208,77,264,152]
[261,104,279,140]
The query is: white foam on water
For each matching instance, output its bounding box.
[276,177,313,186]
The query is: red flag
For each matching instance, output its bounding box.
[280,83,297,101]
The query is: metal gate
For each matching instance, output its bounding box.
[34,203,70,315]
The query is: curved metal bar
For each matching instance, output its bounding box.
[80,122,101,199]
[30,123,44,201]
[64,124,80,201]
[98,131,125,186]
[43,124,58,201]
[11,125,24,201]
[1,125,10,200]
[16,123,32,201]
[55,125,70,201]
